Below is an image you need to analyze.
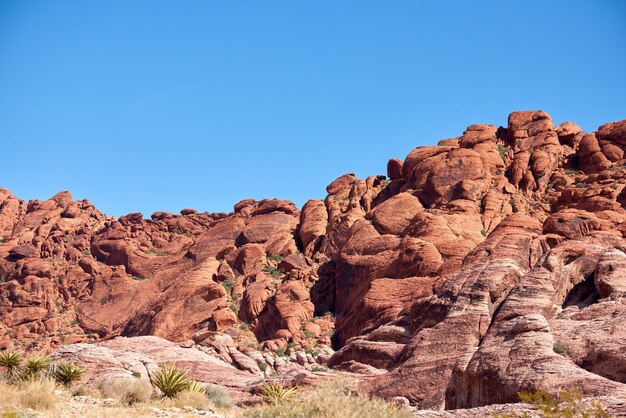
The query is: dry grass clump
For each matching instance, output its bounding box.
[97,377,153,406]
[244,377,413,418]
[0,378,58,412]
[163,390,210,409]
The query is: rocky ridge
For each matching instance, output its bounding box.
[1,110,626,413]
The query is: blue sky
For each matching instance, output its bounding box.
[1,1,625,217]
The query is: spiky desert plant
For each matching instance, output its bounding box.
[54,361,85,387]
[259,381,297,404]
[152,364,191,398]
[0,350,22,379]
[23,355,52,380]
[187,380,206,394]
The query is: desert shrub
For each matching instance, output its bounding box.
[53,361,85,387]
[263,265,284,278]
[204,383,232,408]
[516,389,609,418]
[481,229,487,237]
[245,378,412,418]
[17,378,57,410]
[167,390,209,408]
[2,408,21,418]
[222,279,235,296]
[259,381,297,405]
[258,362,268,373]
[575,182,587,189]
[0,351,22,379]
[98,377,153,406]
[553,341,568,357]
[22,355,52,380]
[152,364,191,398]
[72,385,101,397]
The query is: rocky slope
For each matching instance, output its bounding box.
[1,110,626,412]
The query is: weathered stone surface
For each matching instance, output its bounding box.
[2,110,626,415]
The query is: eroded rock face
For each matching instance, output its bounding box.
[2,110,626,413]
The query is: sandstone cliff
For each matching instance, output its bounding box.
[1,110,625,411]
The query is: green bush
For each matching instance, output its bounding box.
[553,341,568,357]
[222,279,235,296]
[263,265,285,278]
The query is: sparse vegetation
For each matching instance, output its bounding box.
[131,275,145,281]
[204,383,233,408]
[246,378,413,418]
[481,229,487,237]
[267,255,283,262]
[0,351,22,379]
[610,183,618,190]
[498,144,510,162]
[263,264,285,278]
[575,182,587,188]
[553,341,568,357]
[54,361,85,387]
[258,362,268,373]
[23,355,52,380]
[97,377,152,406]
[16,378,58,411]
[152,364,192,398]
[564,169,579,175]
[259,381,297,404]
[222,279,235,296]
[494,389,609,418]
[303,330,315,339]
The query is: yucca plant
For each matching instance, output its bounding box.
[152,364,191,398]
[259,381,297,404]
[54,361,85,386]
[187,380,206,394]
[23,355,52,380]
[0,350,22,379]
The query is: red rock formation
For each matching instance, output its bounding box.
[2,110,626,414]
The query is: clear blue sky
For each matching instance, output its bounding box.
[1,1,625,217]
